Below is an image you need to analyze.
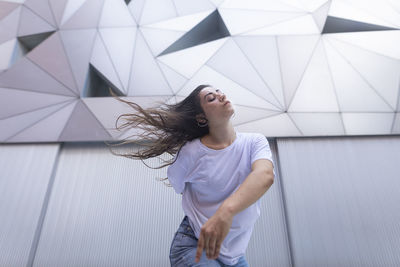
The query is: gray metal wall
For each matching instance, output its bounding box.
[0,144,60,267]
[277,136,400,267]
[1,136,399,267]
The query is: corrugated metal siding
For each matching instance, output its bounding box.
[0,144,60,267]
[4,136,398,267]
[277,136,400,267]
[29,141,290,267]
[33,143,184,267]
[247,138,292,267]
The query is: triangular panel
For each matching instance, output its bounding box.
[207,38,282,109]
[235,113,301,136]
[0,87,75,119]
[158,61,188,94]
[0,57,77,96]
[83,96,169,138]
[17,31,54,53]
[322,16,398,34]
[312,0,331,32]
[139,0,176,25]
[329,30,400,60]
[277,35,320,109]
[234,35,284,108]
[326,37,400,110]
[324,40,393,112]
[83,64,125,97]
[59,28,97,95]
[0,2,19,20]
[342,113,394,135]
[157,37,228,79]
[328,1,400,29]
[220,0,304,12]
[61,0,105,29]
[90,34,124,93]
[0,100,72,141]
[128,30,172,96]
[99,27,137,91]
[144,10,212,31]
[27,31,79,94]
[0,39,17,71]
[24,0,57,26]
[127,0,146,23]
[289,112,344,136]
[60,0,86,25]
[178,65,281,110]
[393,113,400,133]
[18,6,56,37]
[48,0,69,27]
[244,14,320,35]
[59,100,112,141]
[0,6,21,44]
[301,0,330,12]
[172,0,215,16]
[288,40,339,112]
[140,27,184,56]
[231,105,281,126]
[8,100,78,142]
[398,81,400,112]
[159,10,230,56]
[218,8,303,35]
[98,0,136,27]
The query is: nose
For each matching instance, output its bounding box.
[218,92,225,101]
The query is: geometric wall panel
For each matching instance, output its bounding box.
[342,113,395,135]
[322,16,398,33]
[1,0,400,142]
[82,96,171,138]
[0,100,73,142]
[8,100,77,142]
[394,113,400,133]
[233,35,284,108]
[58,100,112,142]
[0,5,20,45]
[159,10,229,56]
[0,87,74,119]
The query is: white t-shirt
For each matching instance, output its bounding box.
[167,131,275,265]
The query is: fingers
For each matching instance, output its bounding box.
[204,234,211,259]
[197,229,219,261]
[205,236,216,259]
[212,240,222,259]
[195,233,205,263]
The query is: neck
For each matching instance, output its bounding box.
[205,120,236,145]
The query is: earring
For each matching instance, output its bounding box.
[197,120,208,127]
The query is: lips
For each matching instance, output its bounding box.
[224,101,230,106]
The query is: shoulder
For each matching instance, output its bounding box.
[177,138,200,156]
[237,131,265,141]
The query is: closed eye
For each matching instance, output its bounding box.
[205,89,222,102]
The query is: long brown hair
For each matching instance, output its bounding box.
[106,84,211,170]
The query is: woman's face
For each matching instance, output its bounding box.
[197,87,234,123]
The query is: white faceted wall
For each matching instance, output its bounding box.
[1,0,400,142]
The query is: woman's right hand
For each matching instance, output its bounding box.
[195,209,233,262]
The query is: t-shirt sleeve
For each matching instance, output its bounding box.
[251,133,275,173]
[167,146,189,194]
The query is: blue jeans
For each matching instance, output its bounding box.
[169,216,249,267]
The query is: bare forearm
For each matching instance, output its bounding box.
[196,163,274,261]
[218,170,274,217]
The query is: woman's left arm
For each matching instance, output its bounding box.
[195,159,274,262]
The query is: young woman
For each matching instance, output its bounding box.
[111,84,275,266]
